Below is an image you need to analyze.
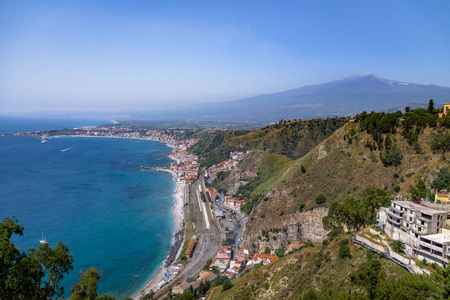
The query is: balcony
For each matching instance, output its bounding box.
[387,217,401,226]
[410,225,426,235]
[417,215,431,223]
[417,248,447,262]
[387,210,404,219]
[420,214,432,221]
[391,206,405,215]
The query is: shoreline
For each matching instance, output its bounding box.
[48,134,185,299]
[131,159,186,299]
[48,134,178,149]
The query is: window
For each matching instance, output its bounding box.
[409,217,413,221]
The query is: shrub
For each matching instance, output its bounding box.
[338,239,352,259]
[222,279,233,291]
[391,240,405,253]
[315,194,326,205]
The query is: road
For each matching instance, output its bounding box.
[154,178,222,299]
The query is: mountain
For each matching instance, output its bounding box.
[142,74,450,123]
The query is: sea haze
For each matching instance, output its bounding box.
[0,117,176,298]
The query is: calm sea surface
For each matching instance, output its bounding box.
[0,117,175,299]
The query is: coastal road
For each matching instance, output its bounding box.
[154,178,222,299]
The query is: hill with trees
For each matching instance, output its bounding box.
[208,101,450,255]
[190,118,347,168]
[206,237,450,300]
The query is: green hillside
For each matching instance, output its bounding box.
[207,238,443,300]
[209,105,450,254]
[190,118,347,167]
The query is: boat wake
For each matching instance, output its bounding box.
[61,148,72,152]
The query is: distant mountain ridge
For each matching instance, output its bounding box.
[143,74,450,122]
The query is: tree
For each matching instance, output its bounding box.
[390,240,405,253]
[0,217,74,300]
[350,256,383,300]
[409,178,427,201]
[338,239,352,259]
[428,99,435,113]
[70,267,105,300]
[432,168,450,191]
[301,165,306,174]
[323,188,392,232]
[380,146,402,167]
[431,132,450,158]
[222,279,233,291]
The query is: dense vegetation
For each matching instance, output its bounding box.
[190,118,347,167]
[0,217,114,300]
[206,236,450,300]
[355,100,450,164]
[322,187,392,233]
[189,130,250,167]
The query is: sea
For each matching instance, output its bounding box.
[0,116,176,299]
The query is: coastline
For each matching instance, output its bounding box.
[37,133,186,298]
[131,176,186,299]
[131,154,186,299]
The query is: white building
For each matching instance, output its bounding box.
[385,201,448,248]
[417,234,450,267]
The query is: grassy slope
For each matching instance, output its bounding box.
[206,239,410,300]
[225,121,450,250]
[190,118,347,168]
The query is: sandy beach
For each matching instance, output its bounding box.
[132,176,186,299]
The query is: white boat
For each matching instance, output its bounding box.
[39,232,48,245]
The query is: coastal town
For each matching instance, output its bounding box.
[14,124,306,299]
[12,107,450,300]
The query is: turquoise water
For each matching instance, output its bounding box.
[0,117,175,299]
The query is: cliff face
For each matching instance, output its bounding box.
[241,207,328,253]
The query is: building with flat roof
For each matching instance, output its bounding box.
[385,201,448,247]
[417,233,450,267]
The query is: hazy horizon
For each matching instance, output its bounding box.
[1,1,449,114]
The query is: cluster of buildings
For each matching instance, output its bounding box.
[204,151,249,181]
[380,200,450,267]
[209,246,282,279]
[170,149,200,184]
[224,194,246,210]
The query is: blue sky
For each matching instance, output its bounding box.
[0,0,449,113]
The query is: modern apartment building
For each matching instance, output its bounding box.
[385,201,448,247]
[417,233,450,266]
